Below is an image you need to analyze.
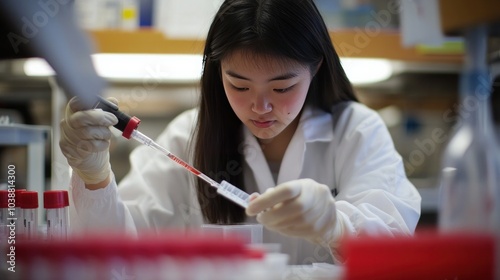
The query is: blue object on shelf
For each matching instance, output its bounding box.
[404,115,421,134]
[139,0,154,27]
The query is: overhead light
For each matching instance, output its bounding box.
[340,58,393,85]
[23,57,56,76]
[24,54,204,83]
[24,54,392,84]
[92,54,203,82]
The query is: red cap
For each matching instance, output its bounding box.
[244,248,265,260]
[0,190,8,208]
[44,190,69,209]
[343,231,495,280]
[19,191,38,209]
[15,189,26,196]
[122,116,141,139]
[14,189,26,208]
[1,189,27,208]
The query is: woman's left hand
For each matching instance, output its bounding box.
[246,179,340,245]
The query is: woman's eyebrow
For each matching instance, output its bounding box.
[225,70,300,81]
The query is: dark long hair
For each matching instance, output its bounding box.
[192,0,357,224]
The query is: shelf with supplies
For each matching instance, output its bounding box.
[88,29,205,55]
[88,29,464,64]
[439,0,500,34]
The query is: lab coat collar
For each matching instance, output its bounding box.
[242,106,334,191]
[299,105,335,142]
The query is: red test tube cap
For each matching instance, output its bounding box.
[0,190,8,208]
[19,191,38,209]
[15,189,26,206]
[44,190,69,209]
[15,189,26,196]
[343,231,495,280]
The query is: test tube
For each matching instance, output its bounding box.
[44,190,70,240]
[15,189,26,235]
[218,181,250,208]
[20,191,39,239]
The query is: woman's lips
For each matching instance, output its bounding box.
[252,120,275,128]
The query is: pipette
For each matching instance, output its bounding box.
[93,96,250,208]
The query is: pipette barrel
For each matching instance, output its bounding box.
[131,130,219,187]
[132,131,249,207]
[96,101,248,208]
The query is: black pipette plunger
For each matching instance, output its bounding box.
[94,96,141,139]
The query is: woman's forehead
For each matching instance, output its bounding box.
[221,49,307,72]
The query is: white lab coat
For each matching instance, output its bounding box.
[69,101,421,265]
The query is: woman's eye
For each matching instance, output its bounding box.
[274,85,294,93]
[232,85,249,92]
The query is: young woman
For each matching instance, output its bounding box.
[60,0,421,264]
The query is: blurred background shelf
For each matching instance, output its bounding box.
[330,30,463,63]
[89,29,464,64]
[89,29,205,54]
[439,0,500,34]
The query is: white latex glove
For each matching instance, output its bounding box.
[59,97,118,185]
[246,179,343,246]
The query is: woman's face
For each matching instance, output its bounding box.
[221,50,313,140]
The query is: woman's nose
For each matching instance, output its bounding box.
[252,94,273,114]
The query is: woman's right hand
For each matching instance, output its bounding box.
[59,97,118,188]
